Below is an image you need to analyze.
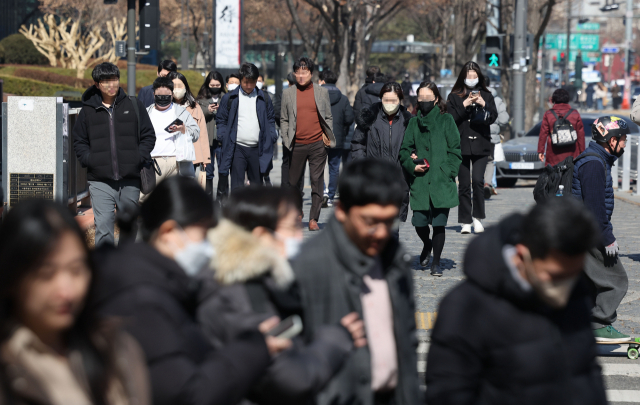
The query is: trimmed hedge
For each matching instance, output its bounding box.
[14,68,93,88]
[0,74,78,97]
[0,34,48,65]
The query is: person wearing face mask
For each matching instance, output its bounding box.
[138,59,178,107]
[537,88,585,167]
[399,82,461,276]
[168,72,209,179]
[425,197,607,405]
[447,62,498,235]
[0,199,151,405]
[197,71,226,196]
[572,116,632,342]
[197,186,366,405]
[351,82,413,226]
[90,176,277,405]
[144,76,200,188]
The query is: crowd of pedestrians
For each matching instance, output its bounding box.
[0,54,634,405]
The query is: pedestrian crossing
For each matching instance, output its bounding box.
[417,342,640,403]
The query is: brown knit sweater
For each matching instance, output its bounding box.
[295,82,323,144]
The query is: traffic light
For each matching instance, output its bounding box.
[140,0,160,51]
[559,51,566,67]
[485,36,502,68]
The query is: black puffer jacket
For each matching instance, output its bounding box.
[353,82,384,117]
[351,102,412,164]
[446,88,497,156]
[90,242,271,405]
[322,84,354,148]
[73,86,156,181]
[425,214,607,405]
[198,220,354,405]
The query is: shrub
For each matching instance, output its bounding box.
[0,34,48,65]
[13,68,93,88]
[0,43,5,63]
[0,74,77,97]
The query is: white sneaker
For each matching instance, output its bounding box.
[473,218,484,233]
[461,224,472,234]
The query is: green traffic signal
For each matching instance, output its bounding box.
[485,53,500,67]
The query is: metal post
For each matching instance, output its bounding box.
[539,35,546,119]
[565,0,571,83]
[127,0,136,96]
[622,0,633,109]
[512,0,527,137]
[240,0,245,64]
[181,0,189,69]
[275,44,283,98]
[622,141,631,191]
[636,137,640,196]
[211,0,216,69]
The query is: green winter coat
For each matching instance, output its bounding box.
[399,107,462,210]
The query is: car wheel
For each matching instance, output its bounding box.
[497,178,518,188]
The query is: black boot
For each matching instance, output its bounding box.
[205,178,213,196]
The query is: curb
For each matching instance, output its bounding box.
[614,193,640,207]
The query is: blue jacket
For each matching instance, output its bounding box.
[138,85,155,108]
[216,87,277,175]
[572,141,617,245]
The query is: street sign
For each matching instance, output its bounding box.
[543,33,599,51]
[602,46,619,54]
[576,22,600,31]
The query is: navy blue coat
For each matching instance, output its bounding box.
[216,87,277,175]
[572,141,617,246]
[138,84,155,108]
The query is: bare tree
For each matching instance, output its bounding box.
[19,14,64,67]
[452,0,488,71]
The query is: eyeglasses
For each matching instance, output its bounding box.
[359,215,400,235]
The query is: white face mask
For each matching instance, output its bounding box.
[256,82,264,90]
[275,232,303,259]
[227,84,239,91]
[382,103,400,115]
[465,78,479,88]
[174,240,215,277]
[523,253,578,309]
[173,88,186,100]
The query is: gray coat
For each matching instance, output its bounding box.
[197,97,220,146]
[280,83,335,149]
[293,217,423,405]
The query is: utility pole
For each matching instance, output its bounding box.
[127,0,136,96]
[622,0,633,109]
[512,0,527,137]
[539,34,547,119]
[181,0,189,69]
[565,0,571,83]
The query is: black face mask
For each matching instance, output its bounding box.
[209,87,223,95]
[154,94,172,107]
[418,101,436,115]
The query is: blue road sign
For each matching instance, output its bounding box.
[602,47,619,54]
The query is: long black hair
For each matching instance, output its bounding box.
[197,71,226,100]
[168,71,197,109]
[138,176,216,241]
[0,200,112,405]
[223,186,301,232]
[451,61,490,97]
[417,81,447,114]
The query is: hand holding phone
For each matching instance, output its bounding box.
[266,315,303,339]
[164,118,184,133]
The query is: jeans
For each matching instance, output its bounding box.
[458,155,489,223]
[89,179,140,247]
[327,148,343,199]
[584,246,628,329]
[230,144,261,190]
[205,141,222,180]
[596,98,603,110]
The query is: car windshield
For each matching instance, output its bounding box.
[526,117,639,137]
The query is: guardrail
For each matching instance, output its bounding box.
[612,134,639,195]
[65,107,90,214]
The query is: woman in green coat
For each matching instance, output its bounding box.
[399,82,462,276]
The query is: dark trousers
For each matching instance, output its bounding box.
[205,141,222,180]
[327,148,343,199]
[231,144,261,190]
[458,155,489,223]
[583,246,628,329]
[282,144,304,192]
[289,141,327,221]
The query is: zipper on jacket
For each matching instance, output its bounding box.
[101,103,120,180]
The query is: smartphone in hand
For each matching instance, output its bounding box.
[267,315,303,340]
[413,158,429,168]
[164,118,184,133]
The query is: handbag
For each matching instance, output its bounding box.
[197,165,207,189]
[174,113,197,162]
[129,96,158,194]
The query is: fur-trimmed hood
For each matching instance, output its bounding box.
[207,220,295,288]
[355,102,413,131]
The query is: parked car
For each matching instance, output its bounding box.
[496,113,639,187]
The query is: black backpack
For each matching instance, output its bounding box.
[550,109,578,146]
[533,153,606,203]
